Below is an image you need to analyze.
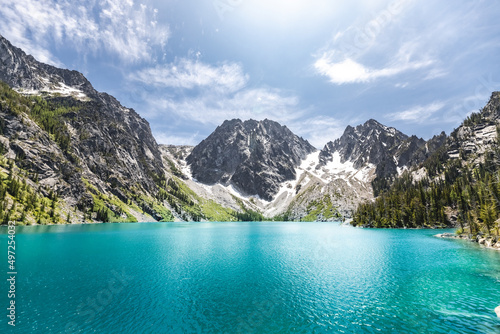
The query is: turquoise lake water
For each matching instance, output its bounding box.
[1,222,499,333]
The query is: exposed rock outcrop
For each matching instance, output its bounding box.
[186,119,316,201]
[0,33,169,223]
[319,119,445,180]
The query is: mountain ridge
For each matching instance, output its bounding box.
[0,33,175,223]
[1,33,497,226]
[353,91,500,230]
[186,118,316,201]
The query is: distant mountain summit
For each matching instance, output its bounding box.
[319,119,446,179]
[319,119,407,168]
[186,119,316,201]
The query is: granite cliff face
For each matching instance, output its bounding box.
[186,119,316,201]
[2,33,497,224]
[0,35,94,99]
[318,119,446,180]
[447,92,500,161]
[319,119,408,169]
[0,33,170,223]
[0,34,165,196]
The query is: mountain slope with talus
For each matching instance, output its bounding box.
[177,118,443,221]
[1,33,493,225]
[352,92,500,231]
[0,33,249,224]
[186,118,317,201]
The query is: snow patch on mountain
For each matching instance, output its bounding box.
[315,151,375,183]
[15,77,88,101]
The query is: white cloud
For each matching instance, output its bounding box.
[154,131,201,146]
[311,0,443,85]
[313,49,433,85]
[314,58,369,84]
[288,116,347,149]
[128,58,304,129]
[386,102,445,123]
[152,87,301,126]
[150,91,344,148]
[130,60,249,93]
[0,0,169,65]
[395,82,409,88]
[141,83,307,146]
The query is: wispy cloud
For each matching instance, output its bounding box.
[288,116,347,149]
[150,87,301,126]
[0,0,169,65]
[128,58,313,145]
[130,60,249,93]
[312,0,441,85]
[154,131,201,146]
[313,55,432,85]
[386,102,445,123]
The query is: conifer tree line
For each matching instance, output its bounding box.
[353,125,500,235]
[0,160,62,225]
[0,81,78,153]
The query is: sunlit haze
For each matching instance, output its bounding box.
[1,0,499,147]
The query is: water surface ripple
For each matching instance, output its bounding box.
[1,222,499,333]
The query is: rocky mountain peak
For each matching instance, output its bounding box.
[186,118,316,201]
[0,33,169,222]
[447,91,500,160]
[480,91,500,121]
[317,118,447,181]
[319,119,408,169]
[0,34,95,100]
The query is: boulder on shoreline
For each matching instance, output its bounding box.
[435,233,457,239]
[435,233,500,251]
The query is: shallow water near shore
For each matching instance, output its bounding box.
[1,222,500,333]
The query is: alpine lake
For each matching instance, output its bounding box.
[1,221,499,333]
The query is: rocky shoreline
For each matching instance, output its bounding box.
[435,233,500,251]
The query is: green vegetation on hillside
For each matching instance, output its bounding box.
[302,195,341,222]
[80,178,141,223]
[232,195,265,221]
[0,158,64,225]
[0,81,79,152]
[274,191,342,222]
[353,144,500,233]
[157,177,246,221]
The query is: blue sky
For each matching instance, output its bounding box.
[1,0,500,148]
